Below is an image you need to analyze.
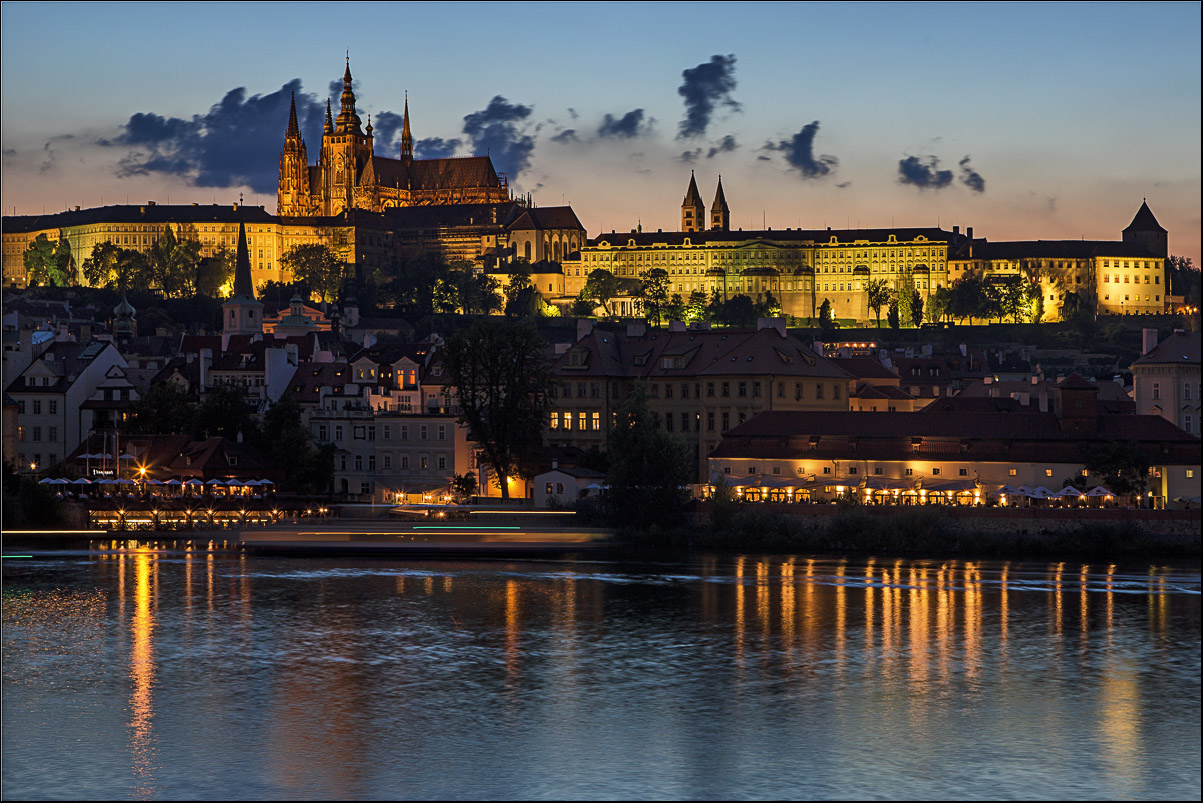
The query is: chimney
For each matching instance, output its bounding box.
[626,322,646,338]
[967,226,974,240]
[757,317,787,338]
[953,225,959,236]
[668,320,686,332]
[959,343,967,357]
[551,460,558,470]
[199,347,212,390]
[1141,327,1159,355]
[576,318,594,341]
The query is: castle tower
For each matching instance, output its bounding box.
[1122,199,1168,258]
[710,175,730,231]
[400,92,413,161]
[113,295,137,341]
[277,92,311,216]
[681,171,705,233]
[222,220,263,336]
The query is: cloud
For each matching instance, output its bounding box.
[461,95,536,179]
[598,109,652,139]
[677,54,740,139]
[550,129,579,144]
[762,121,838,178]
[679,148,702,164]
[371,110,404,154]
[897,155,953,189]
[567,108,579,120]
[39,141,57,174]
[707,134,738,159]
[959,155,986,193]
[415,137,461,159]
[100,78,332,194]
[836,181,852,189]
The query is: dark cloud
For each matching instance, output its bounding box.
[836,181,852,189]
[598,109,651,138]
[371,110,404,154]
[39,141,57,174]
[677,54,740,139]
[897,155,953,189]
[461,95,536,179]
[101,78,333,194]
[416,137,461,159]
[567,108,579,120]
[707,134,738,159]
[762,121,838,178]
[550,129,579,144]
[679,148,702,164]
[959,156,986,193]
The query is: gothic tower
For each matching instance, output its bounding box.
[1122,199,1168,258]
[277,92,311,216]
[710,175,730,231]
[400,92,413,162]
[681,171,705,233]
[222,221,263,336]
[320,57,374,216]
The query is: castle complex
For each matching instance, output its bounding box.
[0,61,1173,325]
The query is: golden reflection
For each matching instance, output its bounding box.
[780,559,795,658]
[1106,564,1116,640]
[734,556,745,667]
[1149,570,1168,638]
[936,562,951,680]
[803,559,817,646]
[999,562,1009,653]
[864,560,875,665]
[128,548,159,797]
[834,562,846,678]
[881,563,895,680]
[908,566,929,685]
[206,551,215,612]
[756,560,770,637]
[1100,655,1143,795]
[1050,562,1065,638]
[964,562,981,682]
[443,576,453,593]
[1080,564,1091,649]
[505,579,521,687]
[395,575,405,594]
[425,575,434,595]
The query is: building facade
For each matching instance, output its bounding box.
[1131,329,1200,436]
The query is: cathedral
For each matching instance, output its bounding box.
[277,59,511,217]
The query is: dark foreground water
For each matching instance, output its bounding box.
[2,546,1200,800]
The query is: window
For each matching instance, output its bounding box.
[707,382,715,397]
[905,468,913,476]
[438,456,446,470]
[318,425,328,441]
[1009,468,1017,477]
[32,400,41,414]
[48,426,56,442]
[707,412,715,431]
[722,412,730,431]
[420,425,428,440]
[823,466,831,474]
[833,384,841,400]
[438,425,446,441]
[1045,469,1053,477]
[592,412,601,431]
[564,412,573,431]
[355,455,363,471]
[848,467,858,475]
[551,412,559,429]
[401,425,409,440]
[816,384,824,400]
[795,382,802,400]
[1187,469,1195,479]
[721,382,730,398]
[421,456,428,469]
[368,455,376,471]
[932,468,941,476]
[48,400,57,415]
[402,455,409,469]
[738,382,747,398]
[959,468,967,476]
[1152,382,1160,400]
[32,426,41,441]
[874,467,883,475]
[335,425,343,441]
[384,454,392,469]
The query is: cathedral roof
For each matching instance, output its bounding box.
[506,206,585,232]
[362,154,502,192]
[682,171,704,206]
[1123,200,1166,234]
[712,176,730,213]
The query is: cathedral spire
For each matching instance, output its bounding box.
[286,92,300,138]
[335,56,362,134]
[400,91,413,160]
[681,170,705,233]
[324,99,334,134]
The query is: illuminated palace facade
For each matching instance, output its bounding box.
[559,174,1169,322]
[277,59,510,217]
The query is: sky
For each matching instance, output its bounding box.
[2,1,1200,265]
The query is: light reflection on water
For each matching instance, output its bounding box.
[2,548,1200,800]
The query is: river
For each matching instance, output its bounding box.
[2,545,1199,800]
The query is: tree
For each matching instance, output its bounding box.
[442,318,553,498]
[126,382,195,435]
[866,279,890,327]
[929,285,952,323]
[436,261,502,314]
[756,290,782,318]
[910,289,924,327]
[683,290,710,323]
[503,262,533,315]
[1167,255,1201,306]
[281,243,347,303]
[23,234,73,287]
[665,293,686,323]
[1025,278,1044,323]
[818,298,833,327]
[452,472,478,502]
[1084,441,1150,499]
[389,254,447,316]
[81,241,151,293]
[887,297,900,329]
[197,246,234,297]
[716,294,758,327]
[193,382,260,442]
[259,395,333,494]
[148,226,202,298]
[603,384,692,529]
[581,269,621,317]
[637,268,670,326]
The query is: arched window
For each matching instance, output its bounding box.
[524,241,532,261]
[554,240,561,261]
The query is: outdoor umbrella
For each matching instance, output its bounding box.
[38,477,54,484]
[1085,486,1113,497]
[71,477,92,485]
[165,479,183,485]
[1056,486,1084,497]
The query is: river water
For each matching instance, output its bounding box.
[2,546,1199,800]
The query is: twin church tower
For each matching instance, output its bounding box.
[681,171,730,233]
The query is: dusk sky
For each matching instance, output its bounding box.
[3,1,1200,264]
